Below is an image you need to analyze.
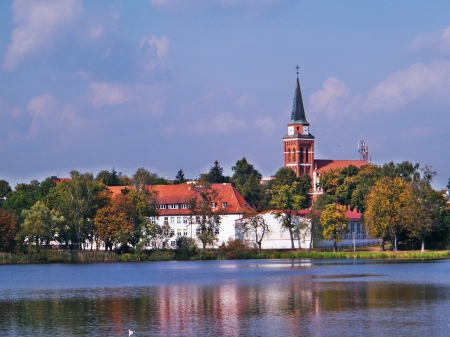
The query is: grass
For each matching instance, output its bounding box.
[1,249,450,265]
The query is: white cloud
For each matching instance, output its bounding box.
[140,35,170,73]
[309,77,356,116]
[87,82,168,116]
[411,25,450,54]
[190,113,247,136]
[308,61,450,116]
[3,0,83,71]
[255,116,276,133]
[89,25,104,39]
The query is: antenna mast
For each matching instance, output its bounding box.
[358,140,369,162]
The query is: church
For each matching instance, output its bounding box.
[282,70,369,198]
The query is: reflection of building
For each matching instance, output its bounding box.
[108,183,252,248]
[283,73,368,197]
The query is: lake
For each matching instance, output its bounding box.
[0,259,449,336]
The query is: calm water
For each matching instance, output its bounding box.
[0,259,449,336]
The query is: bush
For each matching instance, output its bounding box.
[175,237,198,260]
[218,238,256,259]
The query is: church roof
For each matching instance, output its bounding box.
[314,159,368,174]
[289,77,308,125]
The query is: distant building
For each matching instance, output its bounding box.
[282,73,369,198]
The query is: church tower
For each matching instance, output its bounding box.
[283,68,315,177]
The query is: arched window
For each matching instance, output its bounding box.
[305,148,308,163]
[292,148,296,162]
[299,148,303,163]
[288,149,291,162]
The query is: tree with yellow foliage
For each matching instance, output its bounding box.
[320,203,349,252]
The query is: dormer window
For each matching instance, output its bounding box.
[168,204,179,209]
[211,202,217,208]
[157,204,167,209]
[221,202,227,208]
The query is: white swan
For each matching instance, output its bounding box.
[129,329,136,336]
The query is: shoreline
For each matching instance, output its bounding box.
[1,249,450,265]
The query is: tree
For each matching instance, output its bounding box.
[231,158,264,211]
[139,222,173,251]
[174,169,187,184]
[320,203,349,252]
[94,202,132,251]
[132,167,159,191]
[407,166,446,251]
[187,184,223,249]
[271,182,306,250]
[364,177,413,251]
[205,160,229,183]
[0,209,18,252]
[17,201,63,251]
[0,180,12,198]
[313,193,336,211]
[54,171,105,250]
[236,213,271,252]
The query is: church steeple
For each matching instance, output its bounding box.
[289,77,308,125]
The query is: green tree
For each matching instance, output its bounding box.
[0,209,18,252]
[17,201,63,251]
[205,160,229,184]
[231,158,264,211]
[139,222,173,251]
[132,167,159,190]
[174,169,187,184]
[271,182,306,250]
[381,161,420,182]
[320,203,349,252]
[54,171,105,250]
[0,180,12,198]
[408,166,446,251]
[313,193,336,211]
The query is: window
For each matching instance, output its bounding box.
[170,241,176,247]
[177,217,181,224]
[177,229,181,236]
[211,202,217,208]
[157,204,167,209]
[150,217,156,224]
[169,204,179,209]
[170,228,175,236]
[214,227,220,235]
[183,228,188,236]
[221,202,227,208]
[183,217,188,224]
[170,217,175,224]
[164,217,169,225]
[196,228,201,235]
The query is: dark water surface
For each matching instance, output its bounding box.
[0,259,449,336]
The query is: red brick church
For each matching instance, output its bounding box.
[282,71,369,197]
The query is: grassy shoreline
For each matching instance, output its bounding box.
[1,249,450,265]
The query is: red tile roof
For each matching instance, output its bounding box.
[315,159,368,174]
[107,183,253,215]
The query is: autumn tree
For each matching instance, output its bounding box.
[17,201,63,251]
[363,177,413,251]
[0,209,18,252]
[236,213,271,252]
[0,180,12,199]
[320,203,349,252]
[187,184,223,249]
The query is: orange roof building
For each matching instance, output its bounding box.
[107,183,253,248]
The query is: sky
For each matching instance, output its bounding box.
[0,0,449,190]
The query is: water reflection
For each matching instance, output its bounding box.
[1,260,450,336]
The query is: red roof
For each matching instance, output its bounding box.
[107,183,253,215]
[315,159,368,174]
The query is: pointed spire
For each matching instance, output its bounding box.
[289,68,308,125]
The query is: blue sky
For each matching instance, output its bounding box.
[0,0,449,189]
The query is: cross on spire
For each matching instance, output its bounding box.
[296,65,299,78]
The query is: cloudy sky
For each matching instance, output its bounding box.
[0,0,449,189]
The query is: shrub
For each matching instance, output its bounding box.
[219,238,256,259]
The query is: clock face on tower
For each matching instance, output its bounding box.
[288,126,294,135]
[303,126,309,135]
